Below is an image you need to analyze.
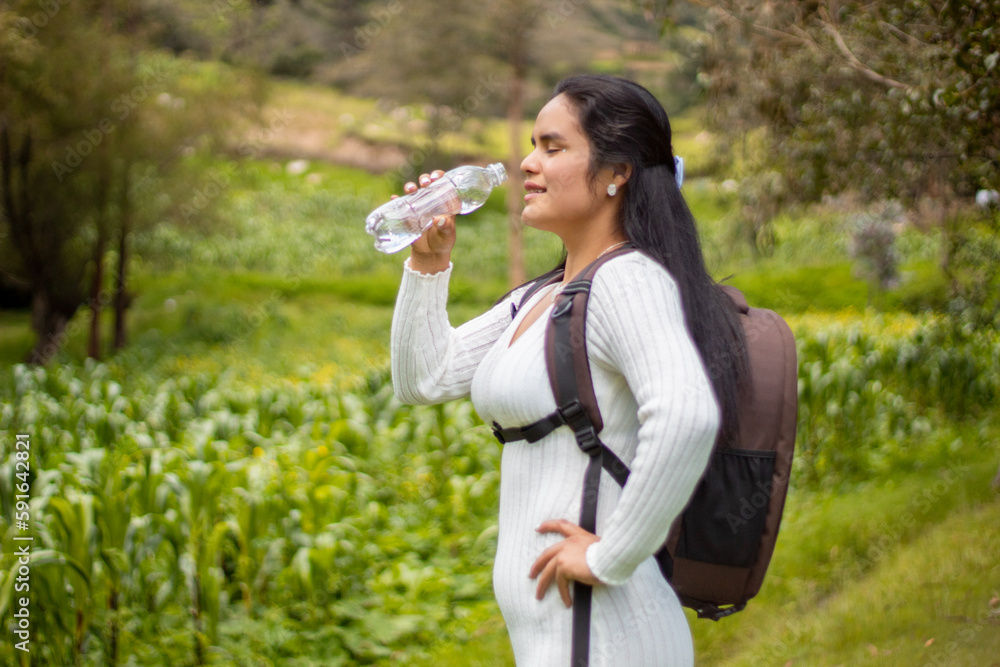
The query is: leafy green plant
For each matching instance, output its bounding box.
[0,362,504,664]
[2,306,996,663]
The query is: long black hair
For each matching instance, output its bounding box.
[552,74,749,446]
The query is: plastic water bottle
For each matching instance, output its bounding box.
[366,163,508,253]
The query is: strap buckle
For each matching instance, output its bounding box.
[684,599,747,622]
[558,399,585,424]
[561,280,592,297]
[490,421,507,445]
[558,400,601,457]
[551,296,574,319]
[550,280,592,319]
[574,426,601,457]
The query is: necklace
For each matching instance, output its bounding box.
[597,240,629,259]
[551,241,629,302]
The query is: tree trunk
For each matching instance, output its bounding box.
[27,292,73,365]
[2,124,82,364]
[506,66,526,287]
[114,167,131,349]
[88,0,114,360]
[88,231,106,359]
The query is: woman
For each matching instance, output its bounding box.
[390,74,747,665]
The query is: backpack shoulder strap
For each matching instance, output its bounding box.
[544,244,636,667]
[545,245,637,434]
[509,270,564,320]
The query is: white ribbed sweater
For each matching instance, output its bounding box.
[391,252,720,666]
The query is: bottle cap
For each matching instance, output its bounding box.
[486,163,508,186]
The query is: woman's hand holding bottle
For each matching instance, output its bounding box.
[397,170,456,274]
[369,163,504,258]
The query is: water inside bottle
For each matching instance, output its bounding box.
[450,166,501,213]
[409,183,463,218]
[366,163,506,253]
[369,224,419,254]
[366,186,462,253]
[458,191,489,214]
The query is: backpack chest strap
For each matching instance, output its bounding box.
[491,407,631,487]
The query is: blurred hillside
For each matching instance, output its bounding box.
[0,0,712,354]
[138,0,702,114]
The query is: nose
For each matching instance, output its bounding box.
[520,148,539,176]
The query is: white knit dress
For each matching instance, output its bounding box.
[391,252,720,666]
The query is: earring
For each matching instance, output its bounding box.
[607,183,617,197]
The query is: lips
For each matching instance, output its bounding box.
[524,181,546,202]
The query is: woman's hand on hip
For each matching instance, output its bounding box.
[397,170,456,274]
[530,519,602,608]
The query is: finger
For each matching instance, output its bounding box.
[529,542,561,579]
[417,170,445,187]
[535,558,559,601]
[433,215,453,232]
[404,181,418,194]
[426,217,452,246]
[557,574,573,608]
[536,519,580,538]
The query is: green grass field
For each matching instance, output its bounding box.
[413,449,1000,666]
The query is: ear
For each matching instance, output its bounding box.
[612,163,632,187]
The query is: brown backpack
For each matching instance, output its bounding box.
[491,246,798,665]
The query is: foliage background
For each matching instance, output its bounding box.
[1,0,999,665]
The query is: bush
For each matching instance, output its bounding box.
[793,313,999,487]
[0,364,502,665]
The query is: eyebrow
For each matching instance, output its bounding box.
[530,131,568,147]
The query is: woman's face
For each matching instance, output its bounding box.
[520,94,608,235]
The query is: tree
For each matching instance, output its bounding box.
[1,2,118,364]
[327,0,624,286]
[693,0,1000,205]
[638,0,1000,316]
[484,0,670,285]
[0,1,261,363]
[487,0,541,287]
[336,0,528,282]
